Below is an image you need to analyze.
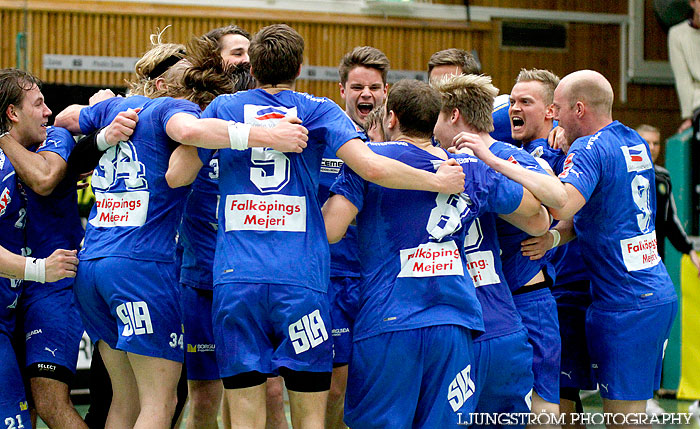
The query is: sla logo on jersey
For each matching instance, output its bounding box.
[448,365,475,412]
[288,309,329,354]
[0,187,11,216]
[116,301,153,337]
[399,241,464,278]
[225,194,306,232]
[465,250,500,287]
[620,230,661,272]
[621,144,652,173]
[244,105,298,127]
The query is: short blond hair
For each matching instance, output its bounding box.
[515,68,560,104]
[128,28,186,97]
[433,74,498,133]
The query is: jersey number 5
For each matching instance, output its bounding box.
[250,148,290,193]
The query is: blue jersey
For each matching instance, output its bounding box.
[452,154,526,342]
[331,142,485,341]
[0,147,27,333]
[490,141,552,290]
[79,96,198,262]
[26,127,83,258]
[79,96,146,135]
[201,89,360,291]
[490,94,518,145]
[318,123,366,278]
[522,138,589,286]
[559,121,676,310]
[179,153,219,288]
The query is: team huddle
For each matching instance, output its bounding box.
[0,22,677,429]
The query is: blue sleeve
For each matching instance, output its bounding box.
[329,163,365,212]
[198,148,216,165]
[40,127,75,162]
[308,101,360,156]
[78,97,123,134]
[558,139,601,202]
[483,168,524,215]
[160,99,201,127]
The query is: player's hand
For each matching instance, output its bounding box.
[76,171,92,189]
[104,108,140,146]
[678,118,692,134]
[436,158,465,194]
[547,126,568,151]
[44,249,79,282]
[520,232,554,260]
[270,116,308,153]
[453,131,494,162]
[689,249,700,278]
[89,89,119,106]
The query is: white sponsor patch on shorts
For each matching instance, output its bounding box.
[620,230,660,272]
[398,241,464,278]
[224,194,306,232]
[90,191,148,227]
[464,250,500,287]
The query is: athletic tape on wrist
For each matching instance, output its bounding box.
[96,128,111,151]
[228,121,251,151]
[24,257,46,283]
[550,229,561,249]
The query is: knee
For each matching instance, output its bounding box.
[189,383,222,415]
[30,378,72,416]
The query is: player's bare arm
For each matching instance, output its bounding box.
[520,218,576,260]
[166,145,203,188]
[165,113,308,152]
[0,133,67,196]
[548,183,586,220]
[322,194,359,244]
[337,138,465,194]
[454,131,567,209]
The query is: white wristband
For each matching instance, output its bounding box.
[96,128,111,151]
[228,121,251,151]
[24,257,46,283]
[549,229,561,249]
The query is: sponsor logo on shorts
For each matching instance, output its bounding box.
[620,231,660,272]
[44,347,58,357]
[90,191,149,227]
[116,301,153,337]
[25,328,43,341]
[448,364,475,412]
[0,187,11,216]
[398,241,464,278]
[331,327,350,337]
[225,194,306,232]
[621,144,652,172]
[321,158,344,175]
[288,309,329,354]
[187,343,215,353]
[465,250,500,287]
[19,401,28,411]
[37,363,57,372]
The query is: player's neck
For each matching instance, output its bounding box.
[394,134,445,158]
[258,83,295,94]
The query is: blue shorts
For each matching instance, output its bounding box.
[74,257,184,362]
[212,283,332,378]
[181,283,218,380]
[586,300,677,400]
[345,325,476,429]
[0,278,21,335]
[328,276,360,365]
[553,282,595,391]
[0,333,30,429]
[513,287,561,404]
[19,278,83,373]
[473,328,533,425]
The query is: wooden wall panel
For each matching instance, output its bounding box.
[0,0,682,139]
